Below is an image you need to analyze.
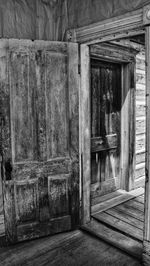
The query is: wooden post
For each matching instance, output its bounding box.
[80,44,91,224]
[143,26,150,265]
[121,60,136,192]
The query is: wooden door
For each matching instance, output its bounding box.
[0,39,79,243]
[91,59,121,202]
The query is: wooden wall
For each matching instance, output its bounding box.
[135,48,146,188]
[67,0,150,30]
[0,0,67,41]
[0,0,149,42]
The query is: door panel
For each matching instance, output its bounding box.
[0,40,79,243]
[91,60,121,199]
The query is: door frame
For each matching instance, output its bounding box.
[68,3,150,263]
[80,39,137,224]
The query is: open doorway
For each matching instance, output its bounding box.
[90,35,146,201]
[82,33,146,259]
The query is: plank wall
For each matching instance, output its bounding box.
[135,48,146,188]
[0,0,149,42]
[67,0,149,29]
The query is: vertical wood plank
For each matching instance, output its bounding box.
[121,60,136,191]
[4,181,16,243]
[128,61,136,190]
[121,65,129,190]
[80,44,91,224]
[45,51,68,158]
[34,50,47,161]
[68,43,79,158]
[143,26,150,265]
[68,43,79,228]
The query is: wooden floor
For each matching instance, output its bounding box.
[83,187,144,261]
[0,229,142,266]
[0,187,145,265]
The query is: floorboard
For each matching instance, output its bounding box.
[93,212,143,241]
[116,204,144,222]
[134,196,144,204]
[92,188,144,245]
[91,190,123,206]
[91,188,144,214]
[105,208,143,230]
[123,199,144,212]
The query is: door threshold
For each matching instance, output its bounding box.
[81,219,143,261]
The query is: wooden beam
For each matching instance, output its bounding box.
[90,43,138,63]
[80,44,91,224]
[143,26,150,265]
[66,8,145,44]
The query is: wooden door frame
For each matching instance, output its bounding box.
[68,3,150,263]
[80,41,137,225]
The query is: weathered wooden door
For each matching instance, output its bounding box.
[0,39,79,243]
[91,59,121,203]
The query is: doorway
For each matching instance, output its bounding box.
[90,40,145,202]
[80,34,146,259]
[91,59,121,203]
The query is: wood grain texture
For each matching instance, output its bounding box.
[14,179,38,225]
[90,58,121,199]
[116,203,144,222]
[121,60,136,191]
[91,134,117,152]
[82,220,143,261]
[135,49,145,186]
[68,43,79,228]
[80,44,91,224]
[128,61,136,190]
[144,27,150,248]
[93,209,143,241]
[105,208,143,230]
[91,187,144,214]
[48,174,70,219]
[91,189,123,206]
[0,229,142,266]
[90,43,138,63]
[45,52,68,158]
[67,7,145,44]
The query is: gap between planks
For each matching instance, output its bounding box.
[91,187,144,215]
